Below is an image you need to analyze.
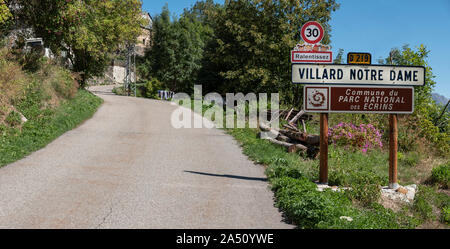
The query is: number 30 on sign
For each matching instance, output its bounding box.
[301,21,324,44]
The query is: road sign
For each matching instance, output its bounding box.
[347,52,371,65]
[291,51,332,63]
[292,63,425,86]
[301,21,324,44]
[304,85,414,114]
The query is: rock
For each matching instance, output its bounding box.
[315,183,351,192]
[340,216,353,222]
[381,184,417,205]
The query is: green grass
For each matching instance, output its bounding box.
[0,90,103,167]
[226,127,422,228]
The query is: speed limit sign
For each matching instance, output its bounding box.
[301,21,324,44]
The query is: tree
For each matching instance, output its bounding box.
[333,48,344,64]
[202,0,339,106]
[0,0,11,34]
[382,44,449,155]
[141,4,213,93]
[16,0,145,86]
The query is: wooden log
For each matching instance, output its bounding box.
[283,124,299,132]
[301,119,307,133]
[266,138,307,152]
[276,134,290,142]
[285,108,294,120]
[288,110,305,124]
[259,122,272,132]
[279,130,320,145]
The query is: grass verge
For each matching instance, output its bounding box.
[0,90,103,167]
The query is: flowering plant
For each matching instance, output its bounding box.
[328,122,383,153]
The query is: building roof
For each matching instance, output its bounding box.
[141,12,152,30]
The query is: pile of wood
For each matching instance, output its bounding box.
[258,109,319,154]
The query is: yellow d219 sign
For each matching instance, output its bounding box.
[347,52,371,65]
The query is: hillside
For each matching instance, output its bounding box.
[432,92,449,106]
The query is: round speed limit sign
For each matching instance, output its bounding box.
[301,21,324,44]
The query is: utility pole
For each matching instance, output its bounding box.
[125,44,136,96]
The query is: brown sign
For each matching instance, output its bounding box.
[304,85,414,114]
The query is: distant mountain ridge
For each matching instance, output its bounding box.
[432,93,449,106]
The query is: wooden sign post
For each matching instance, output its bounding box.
[319,113,328,184]
[389,114,399,189]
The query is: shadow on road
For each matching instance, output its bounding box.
[184,170,267,182]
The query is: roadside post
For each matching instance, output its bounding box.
[291,27,425,186]
[388,52,398,189]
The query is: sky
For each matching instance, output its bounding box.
[142,0,450,98]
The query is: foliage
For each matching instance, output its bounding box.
[333,48,344,64]
[222,126,414,228]
[382,45,449,156]
[398,151,420,168]
[430,162,449,189]
[5,110,20,127]
[141,0,339,107]
[271,176,353,228]
[144,77,163,99]
[140,4,213,93]
[201,0,339,106]
[15,0,146,86]
[0,0,11,32]
[328,122,383,153]
[412,185,450,224]
[0,90,102,167]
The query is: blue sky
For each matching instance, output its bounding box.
[142,0,450,98]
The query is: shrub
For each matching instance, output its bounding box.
[413,195,434,220]
[144,77,163,99]
[271,177,352,228]
[50,68,78,99]
[431,162,449,188]
[398,151,421,168]
[345,172,382,206]
[442,206,450,224]
[5,110,21,127]
[328,122,383,153]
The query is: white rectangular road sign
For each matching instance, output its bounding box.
[291,51,332,63]
[292,64,425,86]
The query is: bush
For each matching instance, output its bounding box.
[271,176,352,228]
[413,194,435,220]
[144,78,163,99]
[328,122,383,153]
[345,173,382,206]
[398,151,421,168]
[442,206,450,224]
[5,110,21,127]
[431,162,450,188]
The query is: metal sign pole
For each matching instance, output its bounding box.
[319,113,328,184]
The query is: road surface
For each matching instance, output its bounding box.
[0,85,293,229]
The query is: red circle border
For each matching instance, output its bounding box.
[301,21,324,44]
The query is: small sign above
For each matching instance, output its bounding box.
[304,85,414,114]
[301,21,324,44]
[292,64,425,86]
[347,52,371,65]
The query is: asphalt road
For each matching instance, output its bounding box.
[0,85,293,228]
